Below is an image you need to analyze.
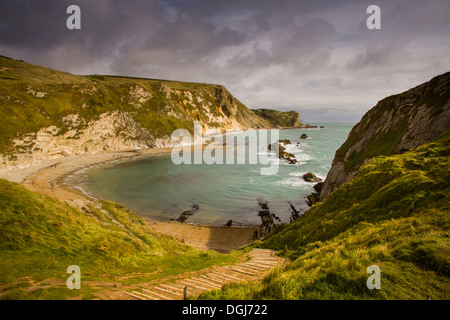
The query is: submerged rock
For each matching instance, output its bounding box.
[177,204,200,223]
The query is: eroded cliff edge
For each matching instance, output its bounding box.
[320,72,450,200]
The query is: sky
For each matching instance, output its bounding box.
[0,0,449,122]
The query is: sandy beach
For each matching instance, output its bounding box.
[0,146,259,253]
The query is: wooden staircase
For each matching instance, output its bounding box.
[121,248,282,300]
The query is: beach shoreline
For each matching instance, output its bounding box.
[0,146,260,253]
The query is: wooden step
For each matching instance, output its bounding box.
[209,271,243,282]
[132,291,157,300]
[141,289,171,300]
[152,286,183,299]
[251,259,279,265]
[122,291,146,300]
[236,263,267,271]
[184,278,219,290]
[243,262,270,270]
[198,274,226,285]
[178,280,209,291]
[228,266,256,276]
[160,283,186,294]
[206,272,233,283]
[190,277,222,289]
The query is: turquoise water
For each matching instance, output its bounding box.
[78,123,354,226]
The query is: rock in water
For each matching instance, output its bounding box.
[271,142,297,164]
[306,193,320,206]
[313,182,324,193]
[303,172,322,182]
[177,204,200,222]
[257,201,274,237]
[224,220,233,227]
[258,210,273,236]
[258,201,269,210]
[300,134,308,139]
[278,139,291,145]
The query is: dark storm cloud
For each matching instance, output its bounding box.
[0,0,449,121]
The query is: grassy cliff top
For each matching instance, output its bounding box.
[0,55,215,88]
[200,130,450,300]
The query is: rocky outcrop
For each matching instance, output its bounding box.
[320,72,450,200]
[257,201,281,238]
[305,182,324,207]
[176,204,200,223]
[252,109,304,128]
[269,140,297,164]
[303,172,322,182]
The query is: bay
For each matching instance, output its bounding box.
[76,123,354,226]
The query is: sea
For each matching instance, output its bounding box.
[74,123,355,226]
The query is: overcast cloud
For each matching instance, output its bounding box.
[0,0,449,122]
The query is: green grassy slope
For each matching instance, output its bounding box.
[0,179,241,299]
[199,130,450,300]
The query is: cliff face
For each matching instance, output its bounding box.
[320,72,450,200]
[251,109,304,128]
[0,56,270,169]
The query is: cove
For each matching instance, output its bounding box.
[74,124,354,226]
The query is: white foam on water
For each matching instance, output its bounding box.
[276,176,311,188]
[284,144,312,163]
[289,172,304,177]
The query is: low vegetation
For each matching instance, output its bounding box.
[0,179,241,299]
[199,130,450,299]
